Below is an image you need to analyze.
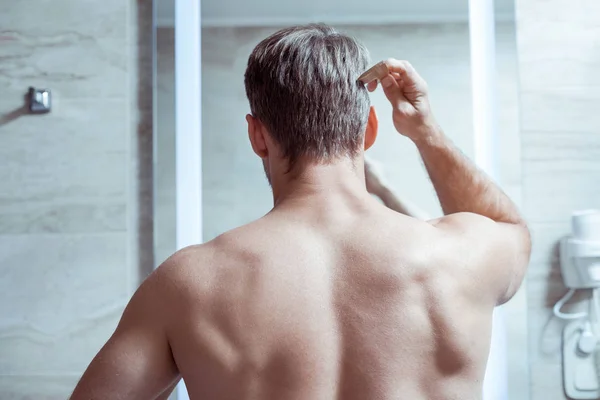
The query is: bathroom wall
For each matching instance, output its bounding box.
[516,0,600,398]
[0,1,153,398]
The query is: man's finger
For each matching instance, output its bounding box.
[380,74,407,106]
[383,59,427,93]
[367,80,378,92]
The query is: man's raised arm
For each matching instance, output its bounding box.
[368,59,531,304]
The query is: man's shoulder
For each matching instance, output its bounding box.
[157,220,271,282]
[210,216,292,253]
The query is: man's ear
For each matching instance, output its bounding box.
[246,114,268,158]
[364,106,378,151]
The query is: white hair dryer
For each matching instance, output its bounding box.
[558,210,600,400]
[560,210,600,289]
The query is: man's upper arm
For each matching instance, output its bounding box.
[429,212,531,305]
[70,265,180,400]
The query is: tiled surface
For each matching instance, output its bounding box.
[527,280,569,365]
[0,99,128,234]
[526,222,569,270]
[527,269,589,365]
[517,1,600,92]
[529,362,566,400]
[0,375,80,400]
[0,0,127,37]
[516,0,600,397]
[523,162,600,225]
[0,0,151,397]
[0,233,129,374]
[520,90,600,133]
[0,0,128,100]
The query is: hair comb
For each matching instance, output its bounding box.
[358,61,390,84]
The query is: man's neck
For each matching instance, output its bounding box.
[270,159,370,208]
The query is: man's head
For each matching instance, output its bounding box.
[244,24,378,181]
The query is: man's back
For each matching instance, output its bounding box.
[69,36,530,399]
[169,196,491,400]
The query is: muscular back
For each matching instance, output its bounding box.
[167,199,493,400]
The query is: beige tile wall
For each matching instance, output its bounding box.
[516,0,600,398]
[0,1,152,398]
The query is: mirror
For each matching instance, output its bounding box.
[153,0,525,398]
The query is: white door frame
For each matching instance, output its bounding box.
[174,0,202,398]
[468,1,510,400]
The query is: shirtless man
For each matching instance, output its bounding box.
[70,24,531,400]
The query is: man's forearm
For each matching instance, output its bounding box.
[415,124,524,225]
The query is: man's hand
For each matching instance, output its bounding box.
[367,59,437,142]
[366,58,530,305]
